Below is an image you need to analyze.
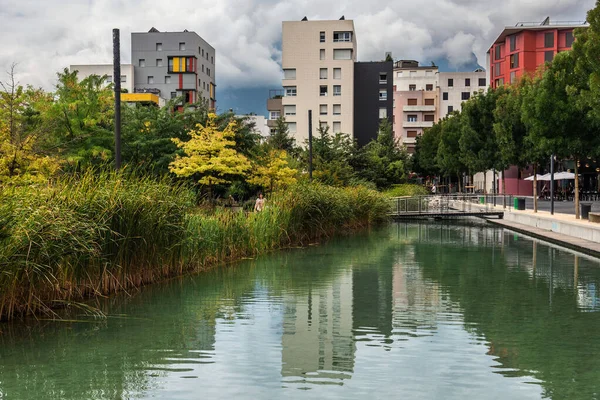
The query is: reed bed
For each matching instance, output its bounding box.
[0,174,388,321]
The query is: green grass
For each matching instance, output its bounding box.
[383,183,429,197]
[0,173,388,321]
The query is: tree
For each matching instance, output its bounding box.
[459,90,502,193]
[268,116,295,153]
[436,112,467,191]
[169,113,251,197]
[413,122,441,177]
[0,64,60,183]
[307,124,356,186]
[247,149,297,193]
[522,50,599,218]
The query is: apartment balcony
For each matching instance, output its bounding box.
[403,121,434,128]
[403,105,436,112]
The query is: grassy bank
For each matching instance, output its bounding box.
[0,173,388,321]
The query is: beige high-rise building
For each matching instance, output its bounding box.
[282,18,357,144]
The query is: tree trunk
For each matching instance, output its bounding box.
[457,173,462,193]
[502,170,506,194]
[533,163,538,213]
[575,159,580,219]
[483,172,487,194]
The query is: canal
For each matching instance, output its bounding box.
[1,220,599,399]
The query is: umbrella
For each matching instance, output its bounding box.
[524,174,544,181]
[553,171,576,180]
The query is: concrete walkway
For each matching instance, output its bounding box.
[454,200,600,257]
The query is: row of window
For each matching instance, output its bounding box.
[319,31,353,43]
[441,92,471,101]
[319,48,353,60]
[144,75,211,91]
[407,98,435,106]
[494,32,573,60]
[318,104,342,115]
[106,75,127,83]
[283,85,343,96]
[154,42,214,64]
[397,70,435,78]
[317,121,342,133]
[138,57,212,77]
[494,51,554,78]
[406,114,435,122]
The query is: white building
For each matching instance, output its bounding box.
[438,69,487,119]
[282,18,357,144]
[237,115,270,139]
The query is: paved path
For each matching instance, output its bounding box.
[522,198,600,215]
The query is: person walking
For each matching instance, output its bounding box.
[431,184,437,195]
[254,193,265,212]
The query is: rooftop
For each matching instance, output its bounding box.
[489,17,589,48]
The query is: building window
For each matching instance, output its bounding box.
[509,35,516,52]
[379,108,387,119]
[287,122,297,133]
[211,56,214,64]
[379,89,387,100]
[207,68,210,77]
[332,122,341,133]
[465,78,471,87]
[407,99,418,106]
[203,82,206,89]
[565,31,574,47]
[320,68,327,79]
[320,31,325,42]
[179,42,186,51]
[397,71,403,78]
[409,84,416,91]
[448,105,454,113]
[495,45,502,60]
[269,111,281,120]
[333,104,341,115]
[139,59,146,67]
[147,76,154,84]
[202,64,205,73]
[333,85,341,96]
[171,92,177,98]
[284,69,296,79]
[461,92,470,100]
[424,114,435,122]
[510,71,517,83]
[206,53,209,60]
[544,32,554,48]
[494,63,502,77]
[333,68,341,79]
[426,84,433,91]
[545,51,554,63]
[379,73,387,84]
[284,105,296,116]
[285,86,297,97]
[106,75,113,83]
[407,115,417,122]
[199,79,201,86]
[479,78,486,86]
[424,98,435,106]
[510,53,519,69]
[319,104,327,115]
[448,78,454,87]
[320,49,325,60]
[320,85,328,96]
[333,31,352,42]
[156,43,162,51]
[120,75,127,83]
[407,131,418,138]
[409,71,416,77]
[319,121,328,130]
[333,49,353,60]
[201,48,204,57]
[165,76,171,84]
[442,92,448,101]
[425,70,433,77]
[168,56,196,73]
[157,59,163,67]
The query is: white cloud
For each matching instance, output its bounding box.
[0,0,594,91]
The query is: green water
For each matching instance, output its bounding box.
[1,221,600,399]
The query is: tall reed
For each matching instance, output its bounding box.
[0,174,388,321]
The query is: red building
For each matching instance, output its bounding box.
[486,18,587,194]
[488,18,587,89]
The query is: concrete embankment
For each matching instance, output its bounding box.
[462,201,600,257]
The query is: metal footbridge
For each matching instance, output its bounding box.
[389,195,506,220]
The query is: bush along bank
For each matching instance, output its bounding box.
[0,174,389,321]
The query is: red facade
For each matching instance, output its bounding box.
[489,27,576,89]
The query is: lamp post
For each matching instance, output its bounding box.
[113,28,121,170]
[308,110,313,181]
[550,154,555,215]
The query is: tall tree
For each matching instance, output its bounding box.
[436,112,467,191]
[247,149,297,193]
[169,113,251,197]
[413,122,441,178]
[268,116,296,153]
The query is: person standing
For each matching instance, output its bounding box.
[431,184,437,195]
[254,193,265,212]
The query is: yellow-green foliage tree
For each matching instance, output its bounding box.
[248,149,297,193]
[0,64,60,184]
[169,113,251,195]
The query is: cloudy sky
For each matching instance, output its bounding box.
[0,0,594,114]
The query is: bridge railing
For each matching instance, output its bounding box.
[389,194,515,215]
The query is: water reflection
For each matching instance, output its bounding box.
[1,221,600,399]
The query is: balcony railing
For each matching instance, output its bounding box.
[403,105,435,112]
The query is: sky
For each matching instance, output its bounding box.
[0,0,595,116]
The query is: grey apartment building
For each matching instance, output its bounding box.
[131,28,216,109]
